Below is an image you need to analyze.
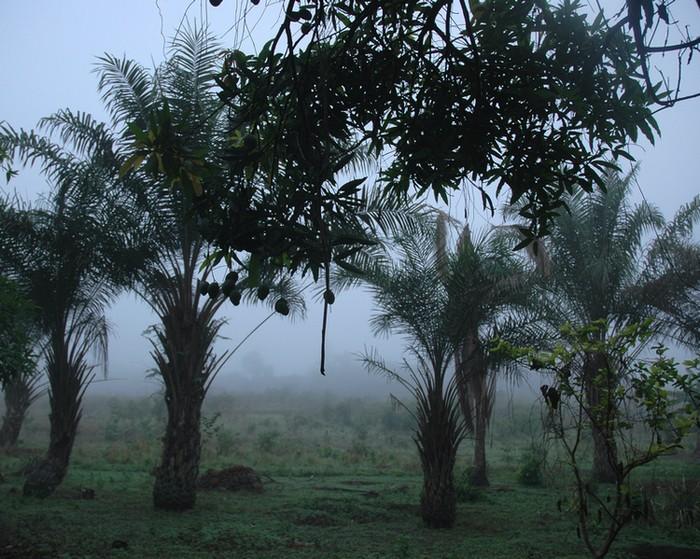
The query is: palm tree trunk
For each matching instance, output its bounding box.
[153,384,203,510]
[24,353,83,498]
[471,408,489,487]
[584,351,618,483]
[421,458,457,529]
[0,375,34,448]
[418,371,462,529]
[456,331,490,486]
[151,293,209,511]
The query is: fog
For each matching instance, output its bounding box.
[1,1,698,399]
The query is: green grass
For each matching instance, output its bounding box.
[1,392,699,558]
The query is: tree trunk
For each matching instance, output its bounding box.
[24,336,86,498]
[0,375,33,448]
[23,388,80,498]
[584,351,618,484]
[693,428,700,459]
[456,330,490,487]
[152,384,203,510]
[421,460,457,529]
[471,408,489,487]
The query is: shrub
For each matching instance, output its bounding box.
[517,452,543,487]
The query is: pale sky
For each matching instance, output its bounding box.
[1,1,698,395]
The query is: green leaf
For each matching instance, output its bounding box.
[119,153,145,178]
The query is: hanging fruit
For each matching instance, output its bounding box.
[274,298,290,316]
[208,282,221,298]
[198,281,210,296]
[257,285,270,300]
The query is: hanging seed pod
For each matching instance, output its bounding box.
[323,289,335,305]
[275,298,290,316]
[199,281,210,296]
[209,0,223,6]
[257,285,270,300]
[208,282,220,298]
[229,290,242,306]
[222,271,238,297]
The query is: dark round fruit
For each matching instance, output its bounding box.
[298,8,312,20]
[209,0,223,6]
[323,289,335,305]
[229,290,242,306]
[257,285,270,300]
[199,281,210,296]
[222,280,233,297]
[301,22,312,34]
[208,282,220,298]
[226,271,239,285]
[274,298,290,316]
[251,0,260,4]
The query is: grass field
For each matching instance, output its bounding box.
[1,391,699,559]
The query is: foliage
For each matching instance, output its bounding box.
[529,169,700,338]
[0,276,36,387]
[512,169,700,482]
[496,320,700,558]
[516,450,545,487]
[188,0,664,260]
[0,132,144,493]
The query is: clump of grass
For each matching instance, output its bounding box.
[455,467,483,502]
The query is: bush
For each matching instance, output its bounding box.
[517,452,543,486]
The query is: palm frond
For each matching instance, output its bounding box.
[94,54,156,127]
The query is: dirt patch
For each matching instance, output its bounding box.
[197,465,263,492]
[312,485,380,497]
[629,544,700,559]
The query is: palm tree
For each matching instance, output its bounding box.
[0,276,43,448]
[638,204,700,459]
[25,26,306,509]
[356,222,469,528]
[349,213,538,520]
[538,169,700,482]
[0,169,138,496]
[438,218,539,487]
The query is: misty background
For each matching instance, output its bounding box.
[1,1,698,399]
